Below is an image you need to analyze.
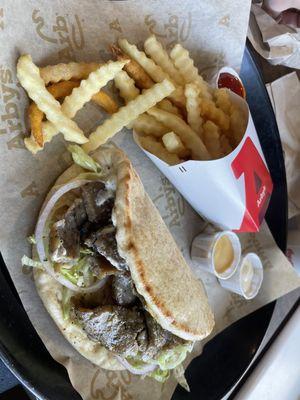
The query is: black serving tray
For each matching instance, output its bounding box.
[0,42,287,400]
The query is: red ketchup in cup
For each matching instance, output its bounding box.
[218,72,246,98]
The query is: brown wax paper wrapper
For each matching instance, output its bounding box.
[1,0,300,399]
[248,3,300,69]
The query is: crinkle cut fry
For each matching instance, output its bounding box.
[41,60,126,144]
[220,134,232,155]
[137,134,181,165]
[203,120,223,159]
[40,62,102,84]
[147,107,211,160]
[28,80,81,149]
[157,99,182,117]
[110,44,153,89]
[61,61,126,118]
[84,79,175,153]
[170,44,212,100]
[114,70,140,103]
[200,98,230,131]
[17,54,87,145]
[144,35,184,85]
[214,88,232,115]
[132,114,169,137]
[185,83,203,137]
[27,80,119,152]
[114,70,140,129]
[28,102,44,147]
[91,91,119,114]
[162,131,190,158]
[118,38,185,108]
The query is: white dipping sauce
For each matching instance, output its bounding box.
[241,260,254,296]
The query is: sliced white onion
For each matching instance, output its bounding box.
[35,179,108,293]
[116,356,156,375]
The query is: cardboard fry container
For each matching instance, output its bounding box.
[134,68,273,232]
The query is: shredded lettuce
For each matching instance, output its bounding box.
[80,247,94,256]
[149,368,170,383]
[126,342,193,387]
[126,358,150,370]
[61,286,73,320]
[27,235,36,245]
[61,268,78,284]
[75,172,103,181]
[82,261,94,286]
[68,145,101,173]
[155,342,193,371]
[173,364,190,392]
[60,256,95,287]
[21,255,44,270]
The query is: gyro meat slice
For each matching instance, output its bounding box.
[141,312,172,361]
[49,198,87,263]
[86,255,118,280]
[85,225,128,271]
[112,274,137,306]
[74,305,144,357]
[49,219,80,263]
[141,312,185,362]
[81,181,114,224]
[65,198,88,227]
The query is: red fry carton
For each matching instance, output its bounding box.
[134,67,273,232]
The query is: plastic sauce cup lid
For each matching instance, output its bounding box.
[239,253,263,299]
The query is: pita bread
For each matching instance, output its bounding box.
[34,266,124,370]
[34,144,214,369]
[107,146,214,341]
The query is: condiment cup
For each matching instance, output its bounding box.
[191,230,241,280]
[218,252,263,300]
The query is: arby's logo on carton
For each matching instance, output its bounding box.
[231,137,273,232]
[135,67,273,232]
[219,67,273,231]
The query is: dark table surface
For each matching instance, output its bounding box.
[0,359,31,399]
[0,360,17,393]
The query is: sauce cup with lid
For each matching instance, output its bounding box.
[218,252,263,299]
[191,230,241,280]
